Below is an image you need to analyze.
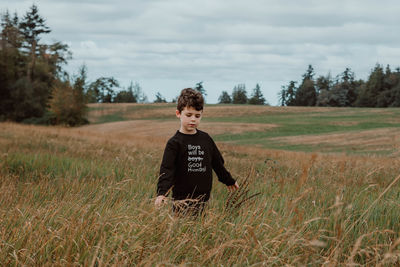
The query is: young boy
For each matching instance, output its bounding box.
[155,88,239,216]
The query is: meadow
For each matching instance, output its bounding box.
[1,104,400,266]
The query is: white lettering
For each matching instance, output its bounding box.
[188,157,203,162]
[187,144,206,172]
[188,145,200,150]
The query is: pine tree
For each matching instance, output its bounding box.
[232,84,248,104]
[19,4,51,81]
[315,74,333,106]
[355,64,385,107]
[154,92,167,103]
[195,81,206,97]
[295,65,317,106]
[278,81,297,106]
[218,91,232,104]
[1,11,22,49]
[0,11,24,118]
[329,68,357,107]
[248,84,266,105]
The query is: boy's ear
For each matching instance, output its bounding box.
[175,110,181,118]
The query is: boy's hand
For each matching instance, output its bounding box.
[155,195,167,207]
[227,182,239,192]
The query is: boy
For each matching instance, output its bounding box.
[155,88,239,216]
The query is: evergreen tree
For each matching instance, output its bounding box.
[315,74,333,106]
[376,65,399,107]
[278,81,297,106]
[195,81,206,97]
[0,11,24,118]
[315,73,332,93]
[248,84,266,105]
[390,81,400,107]
[71,65,88,121]
[285,81,297,106]
[278,87,287,106]
[232,84,247,104]
[355,64,385,107]
[154,92,167,103]
[342,68,358,107]
[19,4,51,81]
[1,11,22,49]
[329,68,357,107]
[295,79,317,106]
[218,91,232,104]
[302,64,315,80]
[295,65,317,106]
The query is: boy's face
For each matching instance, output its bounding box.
[176,106,202,134]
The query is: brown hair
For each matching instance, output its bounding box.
[177,88,204,113]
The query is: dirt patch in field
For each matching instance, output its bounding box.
[270,128,400,148]
[328,121,360,126]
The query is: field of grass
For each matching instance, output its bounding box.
[88,103,400,155]
[1,105,400,265]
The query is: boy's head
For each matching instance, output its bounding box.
[176,88,204,134]
[176,88,204,113]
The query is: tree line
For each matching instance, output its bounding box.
[279,64,400,107]
[217,83,268,105]
[0,5,156,126]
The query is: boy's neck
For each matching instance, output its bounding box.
[179,128,197,135]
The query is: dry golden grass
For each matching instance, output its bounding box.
[1,121,400,266]
[87,103,175,122]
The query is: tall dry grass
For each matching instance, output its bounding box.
[1,122,400,266]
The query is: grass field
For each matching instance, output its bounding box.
[1,104,400,265]
[88,103,400,155]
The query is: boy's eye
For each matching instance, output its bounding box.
[195,115,201,118]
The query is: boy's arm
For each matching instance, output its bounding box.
[211,138,236,186]
[157,140,177,197]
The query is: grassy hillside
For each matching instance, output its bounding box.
[87,103,400,155]
[1,106,400,265]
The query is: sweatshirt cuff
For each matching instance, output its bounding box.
[225,178,236,186]
[157,189,168,196]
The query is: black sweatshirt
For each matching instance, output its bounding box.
[157,130,236,201]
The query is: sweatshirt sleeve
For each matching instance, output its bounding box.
[157,139,178,196]
[211,138,236,186]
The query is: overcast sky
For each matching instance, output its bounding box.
[2,0,400,104]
